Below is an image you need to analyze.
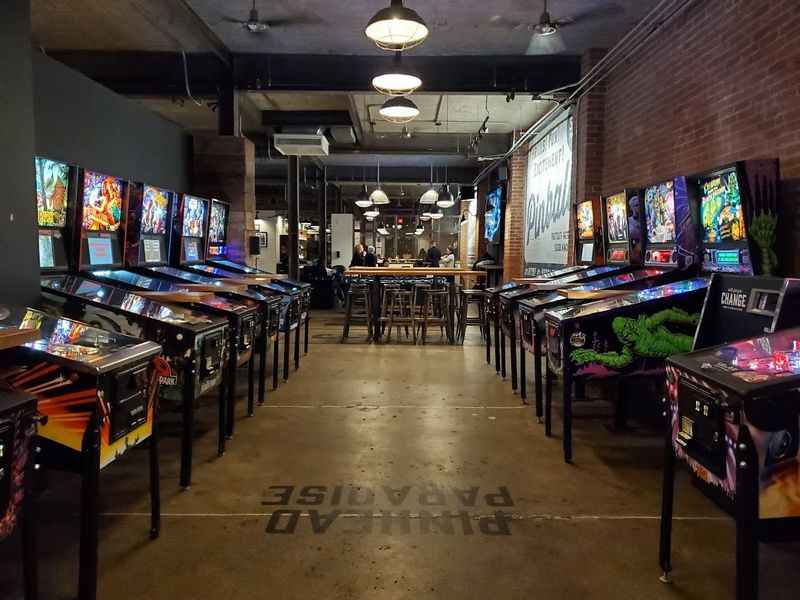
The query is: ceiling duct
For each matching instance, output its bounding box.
[273,134,330,156]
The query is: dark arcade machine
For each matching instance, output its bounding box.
[37,161,230,488]
[183,198,303,382]
[125,186,282,409]
[657,161,800,600]
[0,306,163,600]
[87,190,261,440]
[202,198,312,360]
[518,188,681,414]
[544,161,781,464]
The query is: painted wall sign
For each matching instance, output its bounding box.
[524,112,574,275]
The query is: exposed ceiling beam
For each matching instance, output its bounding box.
[45,51,581,96]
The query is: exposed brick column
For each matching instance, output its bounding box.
[476,178,488,260]
[503,149,528,281]
[192,134,256,266]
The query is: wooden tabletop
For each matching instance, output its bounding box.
[347,267,486,277]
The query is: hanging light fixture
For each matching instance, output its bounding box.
[355,168,372,208]
[420,212,432,221]
[414,221,424,235]
[370,162,390,205]
[377,223,390,236]
[364,207,380,219]
[419,164,438,204]
[436,166,454,208]
[379,96,419,124]
[430,210,444,220]
[365,0,429,52]
[366,215,376,222]
[372,52,422,96]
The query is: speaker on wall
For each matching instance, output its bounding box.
[249,236,261,256]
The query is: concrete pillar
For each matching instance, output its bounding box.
[192,134,255,266]
[287,156,300,279]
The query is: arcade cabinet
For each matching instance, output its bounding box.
[0,306,162,600]
[659,160,796,600]
[197,198,313,361]
[125,184,283,409]
[543,174,703,461]
[36,161,230,488]
[87,189,261,439]
[574,198,604,267]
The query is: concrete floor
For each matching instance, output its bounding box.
[2,310,799,599]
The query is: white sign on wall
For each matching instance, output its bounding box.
[523,112,574,275]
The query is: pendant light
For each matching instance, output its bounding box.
[419,164,438,204]
[370,162,390,205]
[364,208,380,219]
[436,166,454,208]
[420,212,432,221]
[354,168,372,208]
[372,52,422,96]
[429,210,443,220]
[366,215,376,222]
[379,96,420,124]
[377,222,390,236]
[365,0,429,52]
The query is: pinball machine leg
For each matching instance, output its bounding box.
[494,318,501,373]
[225,350,237,439]
[485,313,491,365]
[658,404,676,584]
[283,325,291,382]
[562,369,573,463]
[544,363,553,437]
[294,317,301,370]
[519,335,527,403]
[247,350,256,417]
[534,326,544,422]
[304,313,310,354]
[258,336,268,406]
[180,373,196,488]
[22,459,38,600]
[273,336,280,389]
[149,401,161,540]
[78,412,101,600]
[500,330,507,378]
[218,371,227,456]
[735,427,760,600]
[510,328,518,392]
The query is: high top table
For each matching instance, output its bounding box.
[346,267,486,343]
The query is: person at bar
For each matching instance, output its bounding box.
[350,243,365,267]
[426,241,442,267]
[364,245,378,267]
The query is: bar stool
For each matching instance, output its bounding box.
[341,282,373,342]
[415,285,451,344]
[381,286,414,342]
[457,289,487,344]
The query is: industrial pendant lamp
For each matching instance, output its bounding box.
[420,212,432,221]
[364,207,380,219]
[419,164,438,204]
[436,166,454,208]
[379,96,419,124]
[429,210,443,220]
[365,0,429,52]
[370,162,390,205]
[355,169,372,208]
[414,221,424,235]
[377,221,390,236]
[372,52,422,96]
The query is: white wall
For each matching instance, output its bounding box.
[331,213,354,267]
[255,212,282,273]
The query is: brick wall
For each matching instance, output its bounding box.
[503,149,527,281]
[600,0,800,274]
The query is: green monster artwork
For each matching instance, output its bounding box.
[570,308,699,369]
[749,212,778,276]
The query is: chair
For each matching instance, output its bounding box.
[415,284,451,344]
[457,289,487,344]
[341,282,373,342]
[381,285,414,342]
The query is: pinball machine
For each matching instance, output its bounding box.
[36,159,230,488]
[0,306,162,600]
[125,185,282,412]
[86,190,261,439]
[196,198,312,362]
[544,161,781,463]
[657,161,799,599]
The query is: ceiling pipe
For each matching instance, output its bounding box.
[472,0,697,186]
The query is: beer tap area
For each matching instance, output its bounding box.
[3,1,800,599]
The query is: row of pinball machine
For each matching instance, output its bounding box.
[0,157,312,600]
[484,159,799,600]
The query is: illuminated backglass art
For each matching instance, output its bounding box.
[82,171,123,232]
[700,169,746,244]
[35,157,69,228]
[141,186,169,235]
[576,201,594,241]
[208,201,227,243]
[605,193,628,242]
[644,182,676,243]
[182,196,207,238]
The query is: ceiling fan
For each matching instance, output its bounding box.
[489,0,624,55]
[222,0,319,33]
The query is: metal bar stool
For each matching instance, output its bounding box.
[382,284,414,342]
[457,289,487,344]
[415,283,451,344]
[341,281,373,342]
